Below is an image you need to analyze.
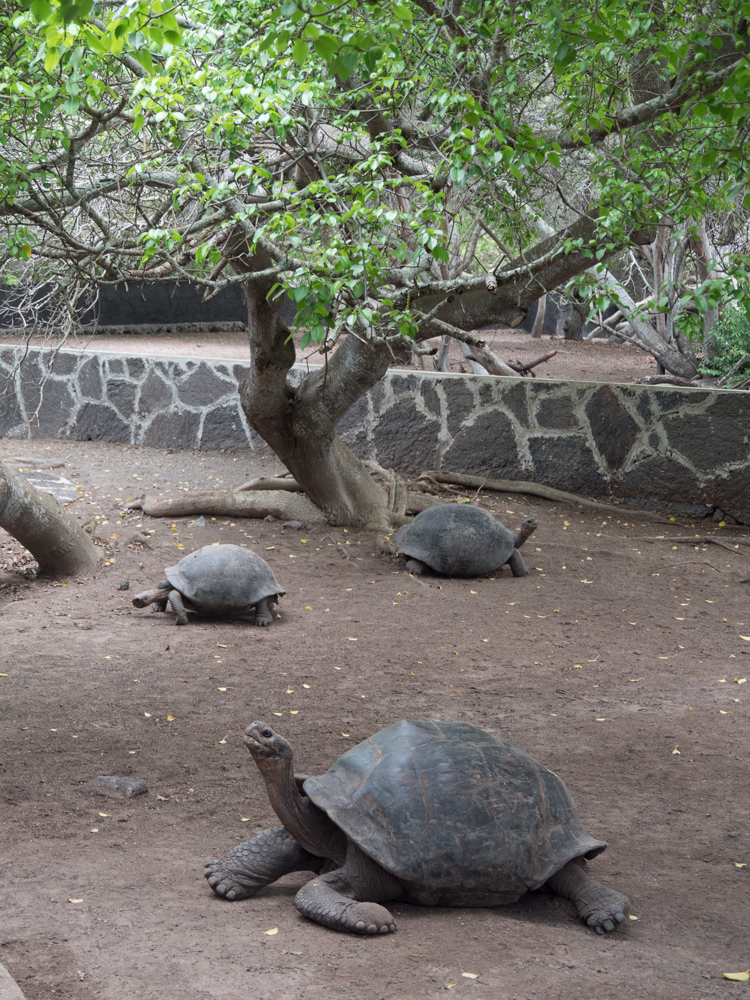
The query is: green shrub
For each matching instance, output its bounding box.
[699,306,750,385]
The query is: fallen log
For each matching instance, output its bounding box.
[631,374,701,387]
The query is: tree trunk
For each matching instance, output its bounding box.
[530,294,547,339]
[238,289,396,530]
[0,462,100,576]
[562,293,586,340]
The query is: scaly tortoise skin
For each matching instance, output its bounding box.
[205,720,629,936]
[132,543,284,626]
[394,504,538,577]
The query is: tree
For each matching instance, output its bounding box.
[1,0,749,529]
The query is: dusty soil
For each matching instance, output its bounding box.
[2,327,666,385]
[1,438,749,1000]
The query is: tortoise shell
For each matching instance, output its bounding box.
[394,505,516,577]
[164,544,284,615]
[303,720,605,906]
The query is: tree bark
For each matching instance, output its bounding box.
[530,294,547,339]
[0,461,101,575]
[562,293,586,341]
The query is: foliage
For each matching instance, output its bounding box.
[699,304,750,384]
[1,0,750,347]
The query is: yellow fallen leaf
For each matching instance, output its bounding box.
[735,678,747,685]
[735,862,747,868]
[720,710,728,714]
[217,644,228,648]
[305,606,312,610]
[741,636,750,641]
[264,927,278,936]
[289,710,299,715]
[341,732,350,737]
[144,712,152,718]
[90,828,99,833]
[348,637,358,641]
[98,812,108,817]
[265,546,275,550]
[574,664,583,669]
[241,817,250,822]
[462,972,479,979]
[446,986,456,990]
[303,683,311,689]
[580,579,593,584]
[629,915,638,921]
[68,898,84,903]
[0,673,8,677]
[217,687,227,692]
[273,712,282,716]
[674,617,685,620]
[166,715,175,721]
[672,747,680,754]
[470,590,477,594]
[595,718,607,721]
[722,971,750,982]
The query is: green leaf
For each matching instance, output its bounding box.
[133,49,153,74]
[29,0,51,21]
[133,113,145,133]
[44,46,60,73]
[554,40,576,68]
[392,4,413,24]
[63,97,79,114]
[292,37,309,65]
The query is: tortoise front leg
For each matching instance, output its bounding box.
[546,857,630,934]
[205,825,326,901]
[168,589,189,625]
[294,844,400,935]
[405,558,428,576]
[507,549,528,577]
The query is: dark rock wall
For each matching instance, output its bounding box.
[1,346,748,520]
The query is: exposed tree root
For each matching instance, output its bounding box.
[0,461,101,576]
[422,470,673,522]
[125,489,326,523]
[235,477,304,493]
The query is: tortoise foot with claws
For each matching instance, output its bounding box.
[204,720,629,938]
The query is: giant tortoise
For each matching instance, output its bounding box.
[395,504,538,577]
[205,719,628,936]
[132,543,284,626]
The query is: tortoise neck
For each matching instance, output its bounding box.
[257,756,346,864]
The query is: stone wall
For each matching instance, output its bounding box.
[0,345,748,521]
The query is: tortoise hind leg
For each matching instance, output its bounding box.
[294,844,400,935]
[254,596,276,627]
[546,857,629,934]
[205,825,326,901]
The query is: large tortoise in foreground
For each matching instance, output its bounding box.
[132,544,284,626]
[395,504,538,577]
[205,720,629,936]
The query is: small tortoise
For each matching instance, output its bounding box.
[395,503,538,577]
[205,720,629,936]
[132,543,284,626]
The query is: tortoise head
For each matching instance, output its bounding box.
[243,721,293,767]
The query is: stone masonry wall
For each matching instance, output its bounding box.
[0,346,748,521]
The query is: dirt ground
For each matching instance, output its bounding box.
[3,327,666,385]
[1,438,749,1000]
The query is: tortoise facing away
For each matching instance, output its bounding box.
[132,544,284,626]
[205,720,629,936]
[394,504,538,577]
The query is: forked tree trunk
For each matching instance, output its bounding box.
[238,291,396,530]
[0,461,100,575]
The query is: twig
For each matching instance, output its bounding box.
[505,350,557,375]
[717,354,750,387]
